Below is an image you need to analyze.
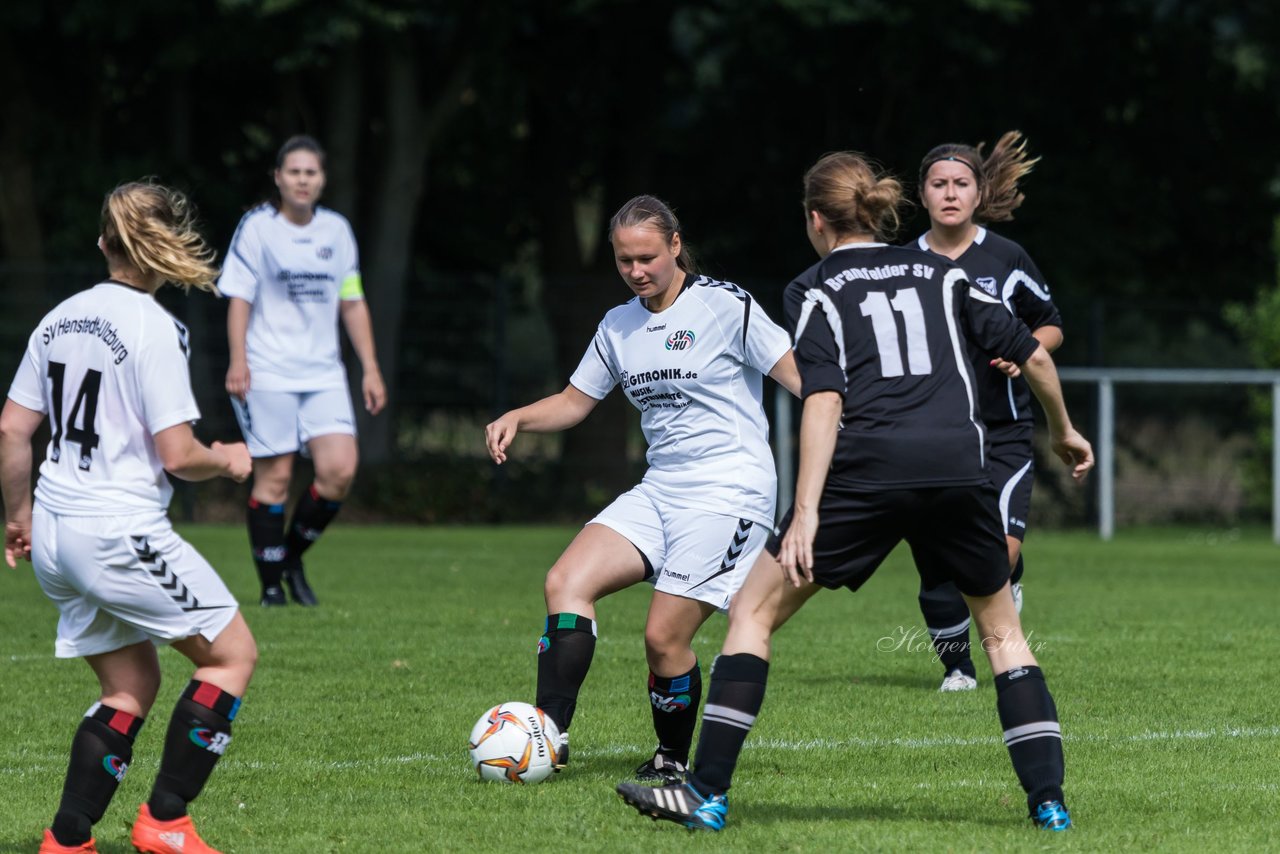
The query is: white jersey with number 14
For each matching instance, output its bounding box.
[6,282,200,515]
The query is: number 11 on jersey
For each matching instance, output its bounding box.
[859,288,933,378]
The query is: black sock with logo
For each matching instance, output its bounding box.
[148,681,241,821]
[247,498,287,589]
[648,662,702,764]
[535,613,597,733]
[51,703,144,845]
[285,484,343,560]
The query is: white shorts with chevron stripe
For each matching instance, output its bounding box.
[589,483,770,611]
[32,505,239,658]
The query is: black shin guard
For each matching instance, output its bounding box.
[995,665,1065,811]
[247,498,287,588]
[286,483,343,560]
[51,703,144,846]
[148,681,242,821]
[535,614,597,732]
[648,662,702,763]
[689,653,769,796]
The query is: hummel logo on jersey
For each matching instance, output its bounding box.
[665,330,696,351]
[646,323,667,333]
[158,830,186,849]
[975,276,998,296]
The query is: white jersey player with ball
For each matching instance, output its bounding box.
[572,276,789,607]
[485,195,801,787]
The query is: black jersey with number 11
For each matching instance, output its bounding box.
[783,243,1038,490]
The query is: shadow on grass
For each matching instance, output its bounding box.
[738,799,1009,827]
[0,838,135,854]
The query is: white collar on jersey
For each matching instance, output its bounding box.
[830,241,886,253]
[917,226,987,252]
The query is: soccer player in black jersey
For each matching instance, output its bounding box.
[911,131,1062,691]
[617,152,1092,832]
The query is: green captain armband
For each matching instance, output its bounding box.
[340,273,365,299]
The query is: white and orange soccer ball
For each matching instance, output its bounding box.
[467,701,560,784]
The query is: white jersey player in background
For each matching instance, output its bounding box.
[220,135,386,608]
[1,180,256,854]
[485,195,801,784]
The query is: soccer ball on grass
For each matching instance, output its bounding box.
[467,701,560,784]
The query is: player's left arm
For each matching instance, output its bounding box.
[339,298,386,416]
[0,399,44,567]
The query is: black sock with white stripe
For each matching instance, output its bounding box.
[995,665,1065,810]
[920,582,975,678]
[51,703,144,845]
[536,613,597,733]
[689,653,768,796]
[648,662,702,763]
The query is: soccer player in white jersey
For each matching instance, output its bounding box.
[219,135,386,607]
[618,152,1091,833]
[911,132,1064,692]
[485,195,801,783]
[1,181,257,854]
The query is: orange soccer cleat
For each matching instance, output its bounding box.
[130,804,223,854]
[39,829,98,853]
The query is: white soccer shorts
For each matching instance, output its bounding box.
[230,387,356,458]
[31,506,239,658]
[589,483,770,611]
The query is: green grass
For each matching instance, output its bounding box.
[1,525,1276,852]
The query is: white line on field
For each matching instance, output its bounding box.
[1,725,1276,777]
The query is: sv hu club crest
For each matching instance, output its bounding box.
[665,330,696,351]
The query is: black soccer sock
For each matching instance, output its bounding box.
[689,653,769,796]
[648,661,702,764]
[535,614,597,732]
[920,582,976,678]
[50,703,144,846]
[247,497,287,588]
[1011,553,1025,586]
[286,483,343,560]
[148,680,242,821]
[995,665,1065,811]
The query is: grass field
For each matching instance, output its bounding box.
[1,525,1276,852]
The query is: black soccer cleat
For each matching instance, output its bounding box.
[283,562,318,606]
[260,585,287,607]
[634,751,687,784]
[617,781,728,831]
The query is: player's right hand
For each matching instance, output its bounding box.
[214,441,253,482]
[1052,429,1094,481]
[225,362,250,401]
[484,416,518,465]
[4,520,32,568]
[777,507,818,587]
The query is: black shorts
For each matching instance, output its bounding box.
[988,423,1035,542]
[766,483,1010,598]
